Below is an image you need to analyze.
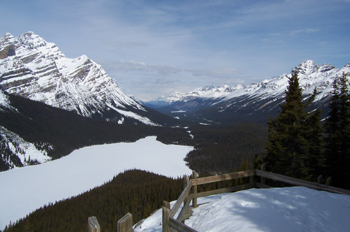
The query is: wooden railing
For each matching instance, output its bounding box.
[162,166,350,232]
[88,165,350,232]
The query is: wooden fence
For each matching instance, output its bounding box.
[88,164,350,232]
[162,165,350,232]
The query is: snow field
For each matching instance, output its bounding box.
[135,187,350,232]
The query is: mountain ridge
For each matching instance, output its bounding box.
[151,60,350,124]
[163,60,347,103]
[0,32,171,126]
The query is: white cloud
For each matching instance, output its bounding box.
[289,28,319,36]
[186,68,238,78]
[106,60,183,75]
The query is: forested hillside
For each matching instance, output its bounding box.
[184,123,267,175]
[2,170,184,232]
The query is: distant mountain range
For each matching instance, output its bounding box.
[149,60,350,124]
[0,32,178,126]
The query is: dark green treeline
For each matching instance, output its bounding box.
[3,170,184,232]
[184,122,267,175]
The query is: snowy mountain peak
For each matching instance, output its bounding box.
[295,60,338,76]
[18,31,47,49]
[344,62,350,68]
[0,33,15,43]
[0,32,161,126]
[295,60,319,75]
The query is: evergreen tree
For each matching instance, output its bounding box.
[324,72,350,188]
[264,71,323,180]
[304,88,325,179]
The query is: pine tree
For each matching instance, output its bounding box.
[23,220,34,232]
[264,71,323,180]
[304,88,325,179]
[324,72,350,188]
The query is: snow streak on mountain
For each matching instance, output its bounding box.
[0,87,10,110]
[0,90,52,169]
[0,32,159,126]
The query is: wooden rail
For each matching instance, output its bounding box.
[255,170,350,195]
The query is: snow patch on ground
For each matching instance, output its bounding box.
[0,136,193,230]
[107,103,159,126]
[135,187,350,232]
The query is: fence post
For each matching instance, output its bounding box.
[261,163,266,185]
[326,177,332,186]
[163,200,170,209]
[162,202,170,232]
[117,213,133,232]
[250,170,254,187]
[184,175,190,213]
[88,216,100,232]
[317,175,323,184]
[192,170,198,208]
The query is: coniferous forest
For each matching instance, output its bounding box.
[263,72,350,189]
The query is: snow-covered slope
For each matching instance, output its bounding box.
[0,125,52,169]
[0,32,159,126]
[0,136,193,230]
[156,60,350,124]
[136,186,350,232]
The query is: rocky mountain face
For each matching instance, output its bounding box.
[154,60,350,124]
[0,32,168,126]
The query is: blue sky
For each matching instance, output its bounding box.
[1,0,350,100]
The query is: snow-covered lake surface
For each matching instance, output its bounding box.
[135,186,350,232]
[0,136,193,230]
